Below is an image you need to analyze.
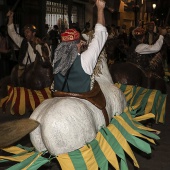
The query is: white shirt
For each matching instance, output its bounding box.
[81,23,108,75]
[8,23,51,65]
[135,35,164,54]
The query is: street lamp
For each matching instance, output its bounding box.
[152,4,156,10]
[152,3,156,21]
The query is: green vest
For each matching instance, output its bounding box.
[54,55,91,93]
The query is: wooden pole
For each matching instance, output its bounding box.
[11,0,22,11]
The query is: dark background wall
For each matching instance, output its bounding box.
[4,0,46,37]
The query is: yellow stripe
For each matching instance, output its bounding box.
[1,146,35,162]
[11,87,18,115]
[0,96,8,107]
[156,97,166,123]
[6,86,14,112]
[114,83,121,88]
[122,110,157,133]
[130,88,147,108]
[144,90,156,114]
[124,86,133,102]
[2,146,28,154]
[114,83,134,102]
[57,154,75,170]
[35,90,44,103]
[114,116,155,144]
[133,113,155,122]
[108,124,139,168]
[19,87,26,115]
[7,86,13,101]
[0,152,35,162]
[79,145,98,170]
[96,132,119,170]
[28,89,36,110]
[155,96,162,123]
[44,87,52,98]
[134,122,160,133]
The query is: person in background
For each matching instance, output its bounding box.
[128,26,135,46]
[117,25,128,61]
[6,10,51,67]
[53,0,108,93]
[81,22,91,34]
[144,21,159,45]
[127,27,166,80]
[48,25,60,61]
[107,25,116,39]
[42,24,51,46]
[71,22,81,33]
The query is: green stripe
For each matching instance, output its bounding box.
[27,156,49,170]
[151,90,161,115]
[121,85,166,122]
[7,153,37,170]
[130,87,159,118]
[99,128,128,170]
[127,88,148,117]
[132,85,137,97]
[90,139,108,170]
[0,145,35,163]
[111,117,152,154]
[119,113,160,140]
[155,93,162,123]
[7,154,49,170]
[135,88,152,112]
[127,85,137,104]
[156,94,167,123]
[123,85,134,106]
[131,87,145,106]
[68,149,87,170]
[16,144,35,152]
[119,84,127,93]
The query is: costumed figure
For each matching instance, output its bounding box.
[127,27,166,85]
[6,10,51,87]
[53,1,107,93]
[0,1,166,170]
[144,21,159,45]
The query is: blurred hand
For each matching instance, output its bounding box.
[96,0,105,10]
[6,10,14,18]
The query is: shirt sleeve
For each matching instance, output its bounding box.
[135,35,164,54]
[7,23,23,48]
[81,23,108,75]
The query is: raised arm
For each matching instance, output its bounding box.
[6,10,23,47]
[135,28,167,54]
[135,35,164,54]
[81,0,108,75]
[96,0,105,26]
[6,10,14,25]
